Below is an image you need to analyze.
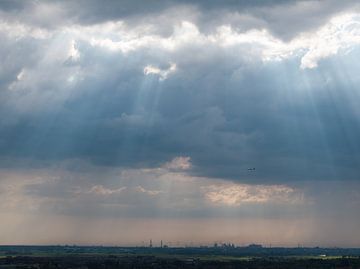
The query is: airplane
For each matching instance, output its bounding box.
[248,168,256,171]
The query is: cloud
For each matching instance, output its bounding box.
[144,63,177,81]
[4,1,358,40]
[87,185,126,196]
[300,13,360,68]
[0,157,360,246]
[1,0,360,246]
[67,40,80,62]
[0,0,359,209]
[0,157,312,219]
[163,156,191,170]
[1,13,360,185]
[135,185,163,196]
[203,183,304,206]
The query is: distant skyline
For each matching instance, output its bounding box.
[1,0,360,246]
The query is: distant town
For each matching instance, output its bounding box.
[1,244,360,257]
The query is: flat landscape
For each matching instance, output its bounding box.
[1,246,360,269]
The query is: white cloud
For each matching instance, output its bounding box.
[0,20,51,39]
[67,40,80,62]
[85,14,360,69]
[2,11,360,72]
[212,13,360,69]
[144,62,177,80]
[163,156,191,170]
[299,13,360,69]
[16,69,25,81]
[135,185,163,196]
[203,183,305,206]
[87,185,126,196]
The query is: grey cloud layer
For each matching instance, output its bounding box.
[2,0,360,39]
[1,15,360,184]
[1,161,359,221]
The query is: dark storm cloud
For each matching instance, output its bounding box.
[0,0,28,11]
[2,0,359,40]
[56,0,291,22]
[1,26,360,186]
[0,0,360,186]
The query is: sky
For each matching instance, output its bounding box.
[1,0,360,247]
